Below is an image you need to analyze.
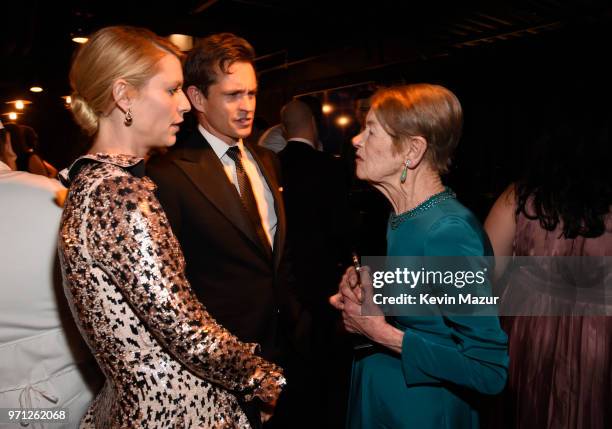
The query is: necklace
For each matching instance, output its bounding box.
[390,187,456,230]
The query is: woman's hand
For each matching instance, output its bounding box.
[337,266,405,354]
[340,266,386,338]
[329,266,363,311]
[55,189,68,208]
[260,397,277,423]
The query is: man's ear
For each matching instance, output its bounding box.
[186,86,206,113]
[404,136,428,168]
[111,79,135,113]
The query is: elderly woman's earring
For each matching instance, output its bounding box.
[400,159,411,184]
[124,109,133,127]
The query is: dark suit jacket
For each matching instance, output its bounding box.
[277,140,351,305]
[147,131,299,363]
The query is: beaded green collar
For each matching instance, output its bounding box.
[390,187,456,230]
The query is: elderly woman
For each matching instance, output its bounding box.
[330,84,508,428]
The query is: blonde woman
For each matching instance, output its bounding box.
[58,26,284,428]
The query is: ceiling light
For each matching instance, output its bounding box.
[5,100,32,109]
[8,112,18,120]
[168,34,194,51]
[30,86,43,93]
[72,36,89,44]
[336,115,351,127]
[322,103,333,114]
[62,95,72,105]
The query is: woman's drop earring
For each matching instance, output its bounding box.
[124,108,133,127]
[400,159,411,184]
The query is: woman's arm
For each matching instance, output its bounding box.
[484,184,517,280]
[399,216,508,395]
[343,303,404,354]
[27,153,50,176]
[42,160,58,178]
[85,174,284,403]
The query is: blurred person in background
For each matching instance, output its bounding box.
[3,123,58,178]
[0,118,101,428]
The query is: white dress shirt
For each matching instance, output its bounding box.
[199,125,277,248]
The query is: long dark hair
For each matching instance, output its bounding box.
[515,83,612,239]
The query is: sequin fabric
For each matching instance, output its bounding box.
[58,153,285,428]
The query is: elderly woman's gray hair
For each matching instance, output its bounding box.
[370,84,463,174]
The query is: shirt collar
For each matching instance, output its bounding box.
[199,124,243,159]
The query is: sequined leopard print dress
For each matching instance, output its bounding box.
[58,154,285,428]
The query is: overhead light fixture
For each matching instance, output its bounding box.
[322,103,333,114]
[5,100,32,109]
[62,95,72,105]
[2,112,22,121]
[30,86,43,93]
[168,34,194,51]
[70,9,93,44]
[71,25,90,44]
[336,115,351,127]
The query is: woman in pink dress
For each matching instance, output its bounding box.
[485,86,611,428]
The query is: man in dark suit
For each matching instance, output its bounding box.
[147,34,302,427]
[278,99,350,306]
[277,100,352,429]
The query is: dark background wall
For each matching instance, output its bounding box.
[2,1,610,222]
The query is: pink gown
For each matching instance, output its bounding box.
[499,207,611,429]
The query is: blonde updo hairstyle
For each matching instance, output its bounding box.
[69,26,183,137]
[370,84,463,174]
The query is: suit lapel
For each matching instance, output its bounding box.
[246,142,286,270]
[172,133,268,258]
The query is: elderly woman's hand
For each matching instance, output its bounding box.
[340,266,385,336]
[329,266,363,310]
[337,266,405,354]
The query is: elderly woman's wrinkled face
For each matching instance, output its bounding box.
[352,110,402,184]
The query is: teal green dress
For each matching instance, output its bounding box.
[347,192,508,429]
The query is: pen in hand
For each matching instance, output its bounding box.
[349,252,373,349]
[351,252,362,289]
[351,252,365,304]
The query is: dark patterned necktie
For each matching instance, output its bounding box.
[226,146,271,251]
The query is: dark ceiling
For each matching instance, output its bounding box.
[2,0,611,101]
[1,0,611,173]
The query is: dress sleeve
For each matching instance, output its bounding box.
[84,174,285,402]
[400,215,509,395]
